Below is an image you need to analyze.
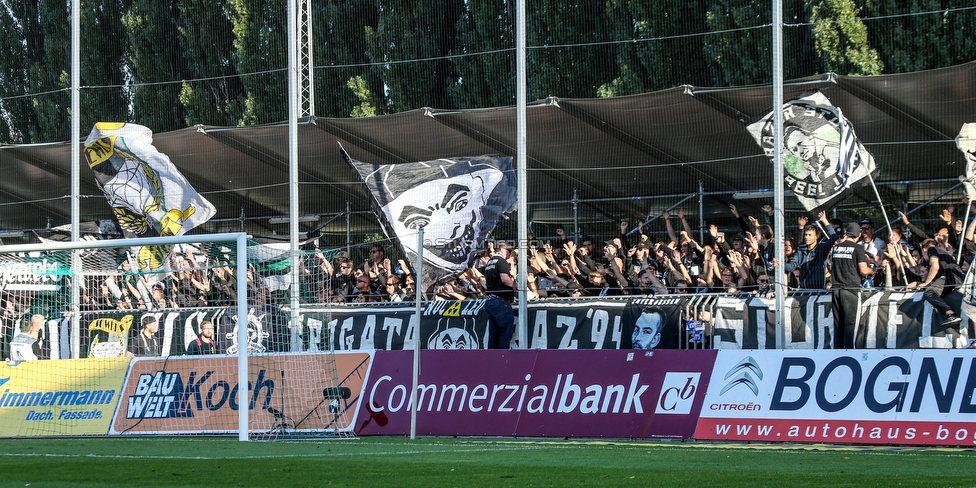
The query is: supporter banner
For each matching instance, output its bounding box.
[343,149,517,289]
[303,300,491,351]
[712,292,973,349]
[302,298,688,351]
[0,358,129,436]
[695,350,976,446]
[76,306,288,358]
[356,349,716,438]
[747,91,877,214]
[110,352,372,435]
[83,122,215,269]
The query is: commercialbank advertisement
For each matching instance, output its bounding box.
[356,349,717,438]
[110,352,372,435]
[695,350,976,446]
[0,357,129,436]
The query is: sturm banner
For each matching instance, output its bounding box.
[711,291,974,349]
[696,350,976,446]
[72,306,288,358]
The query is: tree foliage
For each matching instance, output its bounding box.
[0,0,973,144]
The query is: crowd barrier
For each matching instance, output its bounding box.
[4,349,974,446]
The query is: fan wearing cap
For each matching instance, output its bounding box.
[829,222,873,348]
[857,218,885,267]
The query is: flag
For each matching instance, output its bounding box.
[957,123,976,201]
[747,91,878,213]
[83,122,216,270]
[343,148,517,290]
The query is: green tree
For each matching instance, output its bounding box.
[178,0,246,126]
[603,0,711,96]
[227,0,288,124]
[810,0,882,75]
[364,0,464,112]
[863,0,975,73]
[125,0,187,131]
[703,0,773,86]
[314,0,382,117]
[81,0,131,129]
[450,0,515,108]
[525,0,616,99]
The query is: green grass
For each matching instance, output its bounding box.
[0,437,973,487]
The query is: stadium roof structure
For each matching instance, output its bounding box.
[1,61,974,237]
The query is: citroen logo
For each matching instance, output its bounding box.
[720,356,763,396]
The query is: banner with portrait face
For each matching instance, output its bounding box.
[343,149,517,290]
[747,91,878,214]
[621,297,686,349]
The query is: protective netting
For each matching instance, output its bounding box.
[0,237,360,439]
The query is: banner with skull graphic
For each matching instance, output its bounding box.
[343,149,517,290]
[747,91,878,213]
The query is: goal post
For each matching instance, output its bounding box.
[0,233,250,439]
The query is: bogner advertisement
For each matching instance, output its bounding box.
[695,350,976,446]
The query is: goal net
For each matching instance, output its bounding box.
[0,233,359,441]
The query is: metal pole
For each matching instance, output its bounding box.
[959,203,972,264]
[236,233,249,441]
[287,0,301,357]
[516,0,528,348]
[346,201,352,258]
[772,0,786,348]
[410,227,423,439]
[70,0,81,359]
[698,180,705,243]
[573,188,580,241]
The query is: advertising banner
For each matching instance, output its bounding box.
[711,292,973,349]
[695,350,976,446]
[356,349,716,438]
[111,352,372,435]
[0,357,129,436]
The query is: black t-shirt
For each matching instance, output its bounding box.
[128,332,160,356]
[484,254,515,302]
[925,246,964,285]
[185,337,216,355]
[830,239,867,289]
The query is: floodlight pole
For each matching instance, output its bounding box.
[70,0,81,359]
[287,0,301,358]
[772,0,786,348]
[516,0,528,348]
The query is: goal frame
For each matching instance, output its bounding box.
[0,232,252,440]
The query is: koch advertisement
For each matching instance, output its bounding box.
[111,352,372,435]
[0,357,129,436]
[695,350,976,446]
[356,349,716,438]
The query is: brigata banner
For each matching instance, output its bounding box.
[302,298,687,351]
[110,352,372,435]
[356,349,716,438]
[0,357,129,436]
[695,350,976,446]
[711,291,973,349]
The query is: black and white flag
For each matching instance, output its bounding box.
[747,91,877,213]
[343,149,517,290]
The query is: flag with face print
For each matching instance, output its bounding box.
[343,148,517,291]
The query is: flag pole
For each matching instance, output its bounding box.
[958,200,971,264]
[867,173,908,287]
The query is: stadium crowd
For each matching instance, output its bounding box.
[3,202,972,316]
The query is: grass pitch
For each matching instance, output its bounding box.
[0,437,973,487]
